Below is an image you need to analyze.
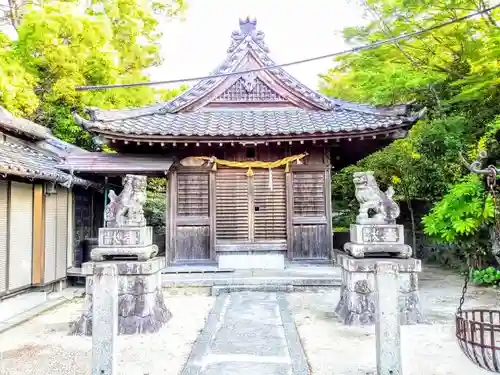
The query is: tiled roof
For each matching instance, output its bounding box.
[0,136,97,188]
[75,107,420,138]
[0,108,99,188]
[75,18,424,138]
[0,107,52,140]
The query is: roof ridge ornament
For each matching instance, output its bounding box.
[227,17,269,53]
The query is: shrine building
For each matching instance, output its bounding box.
[67,18,423,266]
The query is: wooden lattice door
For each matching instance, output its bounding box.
[174,172,210,262]
[215,169,250,242]
[253,169,287,242]
[215,168,287,244]
[291,171,329,259]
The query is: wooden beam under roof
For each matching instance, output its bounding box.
[58,153,174,174]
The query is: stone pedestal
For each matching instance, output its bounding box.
[70,257,171,336]
[344,224,412,258]
[91,226,158,261]
[335,252,424,326]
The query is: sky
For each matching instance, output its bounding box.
[149,0,367,90]
[0,0,368,89]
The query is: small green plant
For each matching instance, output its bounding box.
[333,227,349,233]
[472,266,500,286]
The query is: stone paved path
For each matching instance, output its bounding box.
[181,292,309,375]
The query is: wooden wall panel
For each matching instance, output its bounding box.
[0,181,8,294]
[292,171,326,217]
[164,179,171,262]
[177,173,209,216]
[44,193,57,283]
[174,172,211,262]
[175,226,210,260]
[44,187,70,283]
[292,224,328,259]
[291,171,329,260]
[32,185,44,285]
[66,191,74,268]
[8,182,33,291]
[55,187,69,280]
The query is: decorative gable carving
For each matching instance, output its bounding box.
[155,18,335,113]
[213,75,288,103]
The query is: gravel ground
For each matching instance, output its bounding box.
[287,265,500,375]
[1,266,499,375]
[0,289,214,375]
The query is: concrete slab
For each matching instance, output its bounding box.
[162,265,342,289]
[180,291,310,375]
[218,254,285,270]
[0,288,81,334]
[0,292,48,322]
[203,361,291,375]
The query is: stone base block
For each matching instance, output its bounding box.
[218,254,285,270]
[344,242,412,259]
[70,257,171,336]
[91,244,158,261]
[334,252,424,326]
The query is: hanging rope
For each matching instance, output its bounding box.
[193,153,308,190]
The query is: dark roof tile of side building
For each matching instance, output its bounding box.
[0,107,98,188]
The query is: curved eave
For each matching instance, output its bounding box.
[0,164,101,190]
[0,107,54,141]
[83,123,414,142]
[73,111,98,131]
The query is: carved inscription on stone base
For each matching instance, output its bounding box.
[92,226,157,261]
[345,224,411,258]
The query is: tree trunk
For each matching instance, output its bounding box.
[407,198,417,257]
[489,226,500,265]
[401,182,417,257]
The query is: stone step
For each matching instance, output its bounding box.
[211,284,294,296]
[162,266,234,274]
[162,276,341,288]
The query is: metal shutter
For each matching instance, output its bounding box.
[55,187,68,280]
[44,193,57,283]
[66,191,74,268]
[0,181,8,294]
[8,182,33,291]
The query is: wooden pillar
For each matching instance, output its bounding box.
[32,184,44,285]
[66,190,74,268]
[285,170,294,260]
[209,171,216,261]
[168,171,177,265]
[164,176,171,264]
[325,149,333,261]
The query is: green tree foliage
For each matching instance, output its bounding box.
[423,174,494,243]
[0,32,39,116]
[322,0,500,263]
[1,0,186,147]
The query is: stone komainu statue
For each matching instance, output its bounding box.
[104,175,147,228]
[352,171,400,225]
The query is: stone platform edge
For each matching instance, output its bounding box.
[82,257,165,275]
[336,251,421,272]
[0,290,82,335]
